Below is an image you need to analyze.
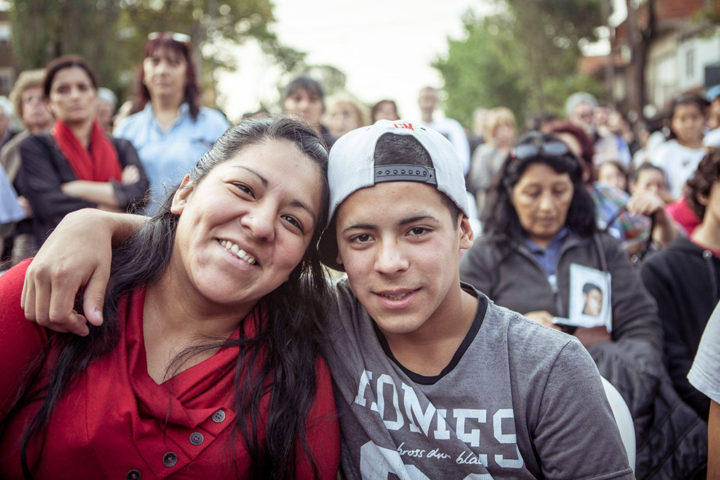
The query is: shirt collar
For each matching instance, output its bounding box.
[523,226,570,254]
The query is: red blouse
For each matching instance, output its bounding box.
[0,260,339,479]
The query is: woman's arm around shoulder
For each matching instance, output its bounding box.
[22,209,149,335]
[0,260,48,418]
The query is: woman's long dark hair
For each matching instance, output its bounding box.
[482,131,597,250]
[6,118,332,479]
[134,33,201,119]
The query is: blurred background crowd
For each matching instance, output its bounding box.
[1,0,720,478]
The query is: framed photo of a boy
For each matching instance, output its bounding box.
[567,263,612,331]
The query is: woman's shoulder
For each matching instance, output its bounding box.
[0,259,31,310]
[642,235,704,269]
[113,109,149,136]
[108,135,135,151]
[197,107,230,129]
[460,233,512,280]
[0,260,48,360]
[468,233,512,258]
[18,132,56,159]
[20,131,53,147]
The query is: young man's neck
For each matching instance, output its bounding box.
[381,284,478,377]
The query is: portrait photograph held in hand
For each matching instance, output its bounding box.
[568,263,612,331]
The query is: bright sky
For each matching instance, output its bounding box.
[216,0,627,123]
[217,0,494,122]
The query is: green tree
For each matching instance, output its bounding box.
[10,0,303,107]
[434,0,606,128]
[11,0,122,91]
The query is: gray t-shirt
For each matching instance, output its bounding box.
[688,301,720,404]
[323,280,633,479]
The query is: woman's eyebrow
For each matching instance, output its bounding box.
[232,166,317,223]
[290,199,317,224]
[232,166,268,187]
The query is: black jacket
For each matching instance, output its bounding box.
[16,133,149,246]
[461,231,707,478]
[641,235,720,419]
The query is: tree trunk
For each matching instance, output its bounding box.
[625,0,655,121]
[603,0,616,108]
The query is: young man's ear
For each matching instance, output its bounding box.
[458,214,474,250]
[170,175,195,215]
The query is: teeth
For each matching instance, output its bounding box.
[219,240,256,265]
[382,292,410,301]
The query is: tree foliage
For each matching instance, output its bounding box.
[434,0,606,128]
[10,0,304,107]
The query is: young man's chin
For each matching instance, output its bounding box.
[371,313,428,337]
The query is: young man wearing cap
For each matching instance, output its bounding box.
[21,121,633,479]
[318,121,632,479]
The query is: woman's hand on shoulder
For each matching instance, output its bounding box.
[21,209,128,335]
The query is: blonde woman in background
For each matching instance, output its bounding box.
[325,93,369,138]
[468,106,516,211]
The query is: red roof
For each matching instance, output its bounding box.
[613,0,715,45]
[578,54,628,75]
[656,0,707,20]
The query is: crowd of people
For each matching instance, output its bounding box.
[0,31,719,479]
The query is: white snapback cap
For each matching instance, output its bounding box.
[319,119,469,270]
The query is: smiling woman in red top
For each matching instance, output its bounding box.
[0,118,339,479]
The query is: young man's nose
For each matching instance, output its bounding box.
[374,240,409,274]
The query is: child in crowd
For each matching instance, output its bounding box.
[651,94,707,199]
[597,160,628,193]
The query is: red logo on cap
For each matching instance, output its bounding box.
[393,122,414,130]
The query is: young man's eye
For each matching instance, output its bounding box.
[349,233,373,244]
[407,226,431,237]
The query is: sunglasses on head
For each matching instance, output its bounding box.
[512,140,570,160]
[148,32,191,44]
